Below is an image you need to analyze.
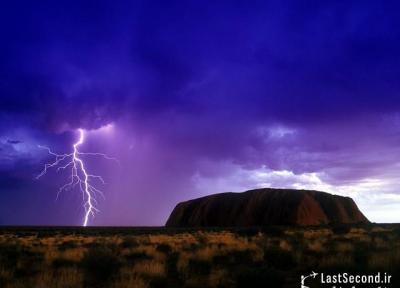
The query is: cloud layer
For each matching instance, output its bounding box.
[1,1,400,224]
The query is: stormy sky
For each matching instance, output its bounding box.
[1,1,400,225]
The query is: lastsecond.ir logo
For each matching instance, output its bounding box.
[301,271,318,288]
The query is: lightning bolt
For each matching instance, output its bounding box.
[37,128,117,226]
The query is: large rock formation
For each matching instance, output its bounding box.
[166,188,369,227]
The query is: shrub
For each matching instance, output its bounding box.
[0,244,44,277]
[353,246,369,271]
[183,243,201,251]
[81,247,121,287]
[125,251,152,263]
[263,248,296,270]
[0,244,20,266]
[235,227,260,237]
[213,254,231,266]
[156,243,172,254]
[147,276,168,288]
[165,252,179,277]
[229,249,255,265]
[58,240,77,251]
[213,249,255,268]
[236,266,284,288]
[120,237,139,249]
[186,259,211,275]
[52,257,77,269]
[331,225,351,235]
[260,226,285,237]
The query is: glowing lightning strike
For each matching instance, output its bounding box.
[37,128,117,226]
[73,129,95,227]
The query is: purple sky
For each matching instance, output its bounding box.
[1,1,400,225]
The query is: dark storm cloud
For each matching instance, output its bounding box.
[7,139,22,145]
[1,0,400,224]
[3,1,400,129]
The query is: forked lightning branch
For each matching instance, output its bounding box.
[37,129,117,226]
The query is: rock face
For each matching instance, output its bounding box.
[165,188,369,227]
